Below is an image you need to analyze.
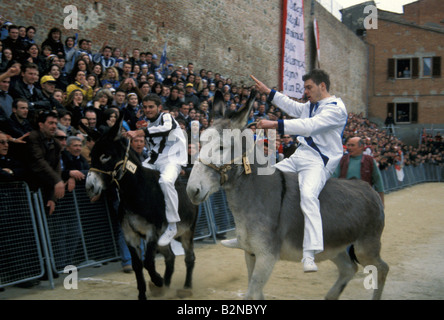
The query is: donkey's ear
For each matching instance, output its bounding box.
[211,89,225,119]
[230,89,257,129]
[79,121,102,142]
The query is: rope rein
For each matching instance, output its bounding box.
[89,141,134,190]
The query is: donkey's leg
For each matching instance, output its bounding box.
[121,217,147,300]
[180,232,196,290]
[370,257,389,300]
[158,245,175,287]
[244,253,277,300]
[354,239,389,300]
[244,251,256,285]
[128,244,147,300]
[325,250,358,300]
[143,240,164,288]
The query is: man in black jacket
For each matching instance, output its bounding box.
[2,25,26,60]
[8,63,51,126]
[8,98,33,137]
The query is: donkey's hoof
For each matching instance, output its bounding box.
[177,288,193,298]
[149,281,165,297]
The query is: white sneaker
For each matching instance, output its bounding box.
[302,257,318,273]
[158,224,177,246]
[221,238,241,249]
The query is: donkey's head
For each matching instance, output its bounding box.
[84,112,129,199]
[186,89,257,204]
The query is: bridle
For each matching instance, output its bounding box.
[198,124,268,186]
[198,152,252,186]
[89,140,136,190]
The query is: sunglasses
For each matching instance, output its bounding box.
[55,136,67,140]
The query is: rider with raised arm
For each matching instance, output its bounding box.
[223,70,348,273]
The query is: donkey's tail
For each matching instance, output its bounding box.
[347,244,360,264]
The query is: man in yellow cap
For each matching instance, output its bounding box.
[40,75,64,112]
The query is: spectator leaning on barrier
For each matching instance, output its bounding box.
[61,135,89,192]
[333,136,385,206]
[27,110,64,215]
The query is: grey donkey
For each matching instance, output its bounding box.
[186,89,389,300]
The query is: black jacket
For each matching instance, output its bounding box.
[61,149,90,181]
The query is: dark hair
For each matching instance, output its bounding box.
[26,26,36,33]
[12,98,28,109]
[302,69,330,92]
[21,62,39,73]
[142,93,162,106]
[7,25,18,31]
[58,109,72,118]
[37,110,58,124]
[65,36,75,47]
[103,108,118,121]
[47,27,62,39]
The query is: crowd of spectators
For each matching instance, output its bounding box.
[342,113,444,170]
[1,19,443,188]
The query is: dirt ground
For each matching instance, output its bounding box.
[2,183,444,300]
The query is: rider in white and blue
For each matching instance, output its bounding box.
[224,70,347,273]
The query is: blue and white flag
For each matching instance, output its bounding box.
[159,41,168,71]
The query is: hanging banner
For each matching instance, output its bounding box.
[281,0,305,99]
[314,18,321,68]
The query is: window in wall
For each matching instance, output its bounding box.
[397,59,411,78]
[423,57,432,77]
[431,56,441,78]
[388,58,419,79]
[387,102,418,124]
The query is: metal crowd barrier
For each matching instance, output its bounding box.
[0,179,236,290]
[380,163,443,193]
[2,164,441,290]
[0,181,120,290]
[36,181,120,275]
[0,182,46,289]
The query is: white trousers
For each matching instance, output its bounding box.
[143,161,182,224]
[275,154,330,254]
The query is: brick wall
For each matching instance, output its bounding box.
[1,0,282,86]
[403,0,444,26]
[366,18,444,124]
[1,0,368,115]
